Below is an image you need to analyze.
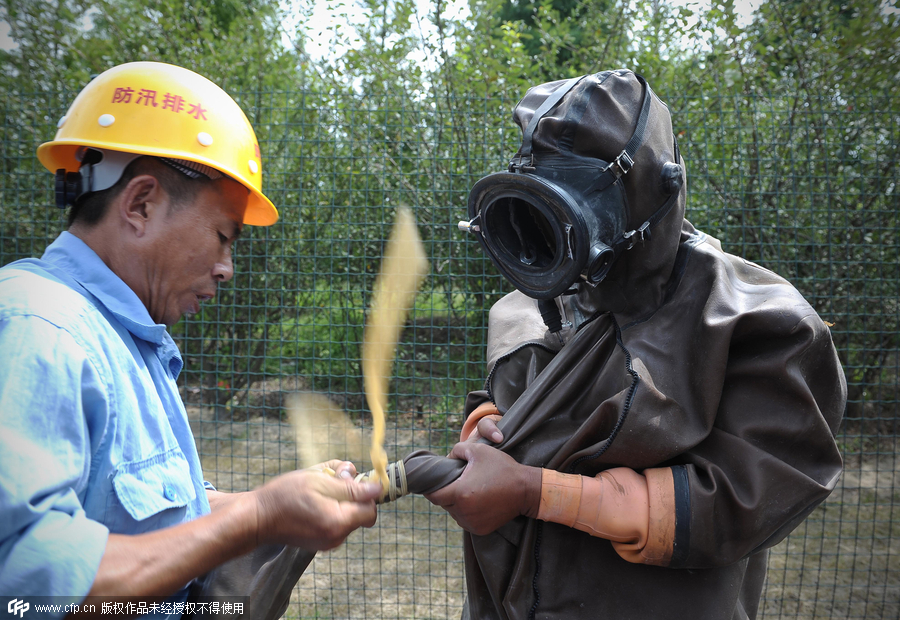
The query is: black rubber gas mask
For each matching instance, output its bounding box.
[461,73,682,305]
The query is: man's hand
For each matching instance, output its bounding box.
[463,415,504,444]
[85,460,379,604]
[425,442,541,536]
[207,460,361,512]
[305,459,359,479]
[252,460,382,551]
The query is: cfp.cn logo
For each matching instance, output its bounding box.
[7,599,28,618]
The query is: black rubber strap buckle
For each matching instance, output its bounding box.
[609,150,635,177]
[508,153,535,173]
[623,221,651,250]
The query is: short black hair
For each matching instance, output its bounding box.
[66,156,215,228]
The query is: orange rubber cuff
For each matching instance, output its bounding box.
[537,467,676,566]
[536,468,582,526]
[460,402,501,442]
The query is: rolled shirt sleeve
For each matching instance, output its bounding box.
[0,315,109,598]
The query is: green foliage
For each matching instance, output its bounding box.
[750,0,899,92]
[496,0,616,71]
[0,0,305,94]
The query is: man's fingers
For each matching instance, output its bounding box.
[332,460,357,479]
[446,442,472,461]
[314,472,382,502]
[476,417,504,443]
[255,468,382,549]
[423,485,455,507]
[313,459,357,479]
[328,481,380,532]
[342,500,379,529]
[304,477,380,544]
[344,479,384,502]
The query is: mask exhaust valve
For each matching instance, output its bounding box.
[586,244,615,284]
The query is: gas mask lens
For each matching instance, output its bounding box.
[483,194,557,271]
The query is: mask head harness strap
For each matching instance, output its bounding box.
[508,72,682,263]
[588,73,653,192]
[510,75,586,173]
[493,72,684,337]
[616,138,682,252]
[511,73,652,187]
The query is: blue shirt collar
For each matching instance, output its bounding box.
[41,232,183,376]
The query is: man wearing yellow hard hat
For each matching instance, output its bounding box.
[0,62,380,617]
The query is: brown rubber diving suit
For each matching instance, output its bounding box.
[445,69,846,620]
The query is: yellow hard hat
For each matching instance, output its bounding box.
[37,61,278,226]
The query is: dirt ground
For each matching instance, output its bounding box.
[188,405,899,620]
[761,443,900,619]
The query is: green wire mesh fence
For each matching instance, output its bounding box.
[1,88,897,619]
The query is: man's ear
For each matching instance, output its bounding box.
[117,175,166,237]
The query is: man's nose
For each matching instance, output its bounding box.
[213,247,234,282]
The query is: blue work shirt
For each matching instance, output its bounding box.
[0,232,211,616]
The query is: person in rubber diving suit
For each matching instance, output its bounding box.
[424,69,846,620]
